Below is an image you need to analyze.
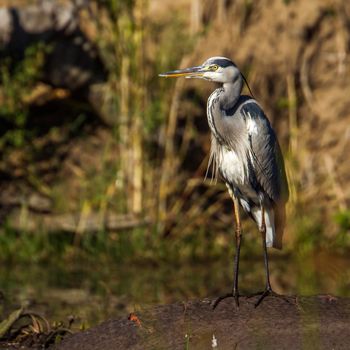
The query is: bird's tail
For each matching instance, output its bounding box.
[251,206,284,249]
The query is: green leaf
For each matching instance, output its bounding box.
[0,307,23,339]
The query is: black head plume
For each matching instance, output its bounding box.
[241,73,255,98]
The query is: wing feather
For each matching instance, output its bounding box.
[240,102,289,204]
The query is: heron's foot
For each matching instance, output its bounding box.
[212,291,240,309]
[248,287,290,308]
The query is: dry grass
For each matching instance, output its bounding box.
[1,0,349,251]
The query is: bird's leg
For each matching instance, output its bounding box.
[251,206,289,307]
[232,196,242,304]
[213,192,242,309]
[260,207,272,290]
[253,207,273,306]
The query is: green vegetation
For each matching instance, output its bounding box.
[328,210,350,256]
[0,42,50,148]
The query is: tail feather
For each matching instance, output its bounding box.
[251,205,285,250]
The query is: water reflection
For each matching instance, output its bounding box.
[0,249,349,327]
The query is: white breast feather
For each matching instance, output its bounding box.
[218,146,259,200]
[218,148,246,185]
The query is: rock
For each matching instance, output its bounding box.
[53,295,350,350]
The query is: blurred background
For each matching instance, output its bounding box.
[0,0,349,329]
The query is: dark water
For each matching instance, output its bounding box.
[0,249,349,328]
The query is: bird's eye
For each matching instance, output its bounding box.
[211,65,219,71]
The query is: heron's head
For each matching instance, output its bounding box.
[159,56,241,84]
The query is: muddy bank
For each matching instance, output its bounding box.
[54,295,350,350]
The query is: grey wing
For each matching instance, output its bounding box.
[241,102,289,204]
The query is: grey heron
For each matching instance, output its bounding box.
[159,57,289,308]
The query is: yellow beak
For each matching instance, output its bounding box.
[159,65,206,78]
